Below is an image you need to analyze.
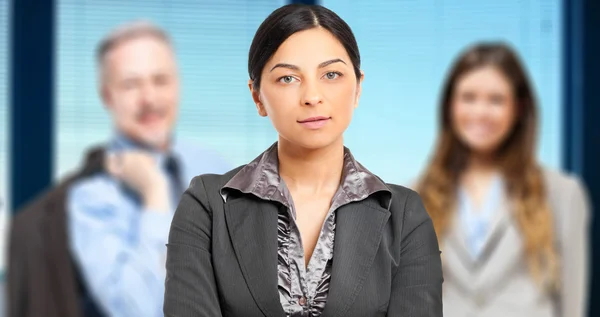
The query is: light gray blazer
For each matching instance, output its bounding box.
[436,169,591,317]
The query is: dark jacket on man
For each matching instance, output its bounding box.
[7,147,105,317]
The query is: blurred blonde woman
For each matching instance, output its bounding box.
[417,42,590,317]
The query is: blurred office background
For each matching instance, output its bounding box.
[54,0,565,187]
[1,0,599,315]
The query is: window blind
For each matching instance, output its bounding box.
[0,0,10,284]
[0,0,9,207]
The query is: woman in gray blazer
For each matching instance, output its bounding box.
[163,4,443,317]
[416,43,591,317]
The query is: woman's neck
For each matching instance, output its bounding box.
[277,136,345,196]
[465,151,499,174]
[460,153,501,208]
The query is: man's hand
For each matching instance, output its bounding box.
[105,151,170,212]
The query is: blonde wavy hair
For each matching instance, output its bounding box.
[416,43,559,291]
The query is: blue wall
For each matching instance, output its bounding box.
[563,0,600,315]
[9,0,54,212]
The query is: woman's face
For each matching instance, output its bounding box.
[451,66,517,156]
[250,27,363,150]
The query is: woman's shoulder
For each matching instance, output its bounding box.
[385,182,418,201]
[540,167,591,228]
[541,167,587,199]
[193,165,245,186]
[186,165,247,201]
[384,182,431,225]
[382,183,438,251]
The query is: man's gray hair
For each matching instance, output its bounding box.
[96,20,172,67]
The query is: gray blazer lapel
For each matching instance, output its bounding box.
[444,200,520,301]
[442,199,512,291]
[472,211,524,291]
[321,198,390,317]
[472,197,512,269]
[445,214,472,267]
[472,176,510,258]
[449,195,512,267]
[443,215,476,289]
[224,197,285,317]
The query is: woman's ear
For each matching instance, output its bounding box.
[249,79,267,117]
[354,70,365,109]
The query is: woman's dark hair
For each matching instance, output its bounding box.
[248,4,361,90]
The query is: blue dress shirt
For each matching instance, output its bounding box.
[67,134,230,317]
[458,174,504,259]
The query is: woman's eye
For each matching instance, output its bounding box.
[489,94,506,105]
[279,76,296,84]
[325,72,341,80]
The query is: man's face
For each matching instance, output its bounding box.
[101,35,179,150]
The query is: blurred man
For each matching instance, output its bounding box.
[67,21,230,317]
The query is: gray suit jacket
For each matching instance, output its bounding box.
[163,167,443,317]
[441,169,591,317]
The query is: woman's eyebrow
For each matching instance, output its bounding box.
[269,58,347,72]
